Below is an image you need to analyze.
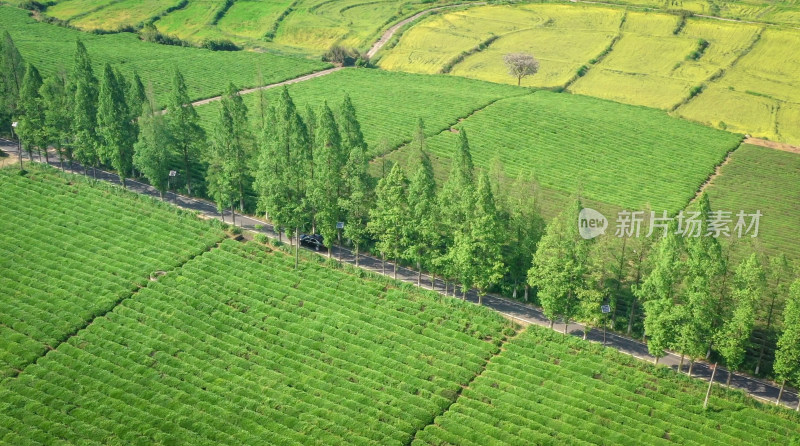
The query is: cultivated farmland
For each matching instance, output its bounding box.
[194,69,526,157]
[701,144,800,262]
[0,166,226,379]
[415,325,800,445]
[0,240,514,444]
[379,91,742,214]
[0,5,328,106]
[676,28,800,145]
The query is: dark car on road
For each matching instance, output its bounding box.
[300,234,326,251]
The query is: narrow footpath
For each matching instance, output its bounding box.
[3,140,797,411]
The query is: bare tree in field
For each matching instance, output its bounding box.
[504,52,539,86]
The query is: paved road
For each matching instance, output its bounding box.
[3,141,798,411]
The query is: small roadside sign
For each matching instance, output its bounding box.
[169,170,177,177]
[601,305,611,314]
[336,222,344,229]
[11,122,17,128]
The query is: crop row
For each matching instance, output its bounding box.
[0,167,225,378]
[0,240,513,444]
[422,91,740,213]
[414,326,800,445]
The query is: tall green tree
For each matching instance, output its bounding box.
[505,173,543,301]
[311,102,345,256]
[774,278,800,408]
[453,172,506,304]
[635,221,684,363]
[528,199,591,334]
[255,86,310,267]
[71,40,99,177]
[0,31,25,130]
[405,138,440,287]
[166,69,205,196]
[40,71,73,171]
[207,83,253,222]
[340,93,367,154]
[716,254,764,386]
[369,163,409,280]
[133,89,171,199]
[341,138,373,266]
[755,254,792,375]
[438,130,475,294]
[97,64,135,187]
[16,64,46,163]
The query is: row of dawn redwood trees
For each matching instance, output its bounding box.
[4,34,799,405]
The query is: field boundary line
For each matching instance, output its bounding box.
[672,26,765,113]
[3,141,798,410]
[405,327,525,445]
[688,140,741,204]
[2,214,228,382]
[564,10,626,91]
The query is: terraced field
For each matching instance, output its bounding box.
[194,69,526,157]
[48,0,180,31]
[0,166,226,379]
[380,91,742,214]
[0,5,328,106]
[701,144,800,262]
[415,325,800,445]
[676,28,800,145]
[0,240,514,444]
[377,4,624,86]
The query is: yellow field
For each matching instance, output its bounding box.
[570,13,760,109]
[677,86,777,138]
[675,27,800,144]
[379,4,623,84]
[216,0,293,41]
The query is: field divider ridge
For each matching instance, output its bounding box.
[563,10,627,91]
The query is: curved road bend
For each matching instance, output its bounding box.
[3,141,798,411]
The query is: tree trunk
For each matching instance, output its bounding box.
[417,261,421,287]
[512,280,518,299]
[294,227,299,269]
[120,174,126,189]
[394,256,398,280]
[478,293,482,306]
[627,298,636,336]
[777,380,785,405]
[183,151,192,196]
[756,293,779,375]
[231,205,236,226]
[354,243,359,267]
[679,354,684,373]
[654,356,659,365]
[583,327,588,340]
[430,273,435,291]
[44,148,49,165]
[381,253,385,275]
[726,370,732,387]
[688,360,694,377]
[159,191,164,200]
[549,320,554,330]
[563,321,568,335]
[524,284,529,302]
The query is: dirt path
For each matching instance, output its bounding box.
[744,137,800,154]
[366,2,485,59]
[690,147,736,203]
[190,67,345,107]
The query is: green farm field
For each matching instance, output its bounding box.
[701,144,800,262]
[0,166,226,379]
[0,5,328,106]
[0,239,514,444]
[415,325,800,445]
[194,69,526,158]
[378,91,742,215]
